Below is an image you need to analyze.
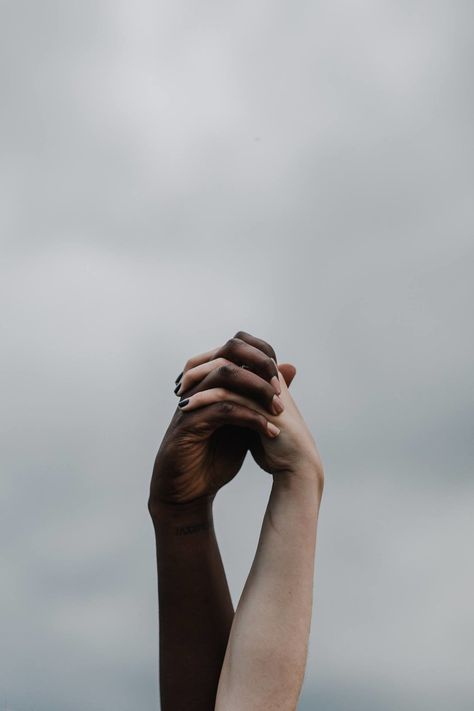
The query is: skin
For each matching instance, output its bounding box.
[212,368,323,711]
[149,331,296,711]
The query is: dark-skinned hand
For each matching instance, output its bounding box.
[148,331,296,515]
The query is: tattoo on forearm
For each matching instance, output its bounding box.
[175,522,211,536]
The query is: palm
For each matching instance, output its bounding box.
[151,417,253,505]
[150,364,296,507]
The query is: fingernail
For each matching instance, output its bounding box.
[267,422,280,437]
[178,398,190,408]
[271,375,281,395]
[175,371,183,384]
[174,383,182,396]
[272,395,284,415]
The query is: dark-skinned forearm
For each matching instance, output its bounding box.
[151,494,234,711]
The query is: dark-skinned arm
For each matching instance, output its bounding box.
[148,332,284,711]
[150,495,233,711]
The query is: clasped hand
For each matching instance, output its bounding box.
[149,330,323,514]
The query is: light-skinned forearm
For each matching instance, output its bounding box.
[152,495,234,711]
[215,468,323,711]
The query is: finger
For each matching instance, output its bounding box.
[182,346,221,373]
[176,357,234,396]
[176,332,279,387]
[233,330,277,363]
[174,347,222,385]
[278,363,297,388]
[178,399,280,439]
[178,386,271,417]
[214,338,281,395]
[176,352,281,398]
[180,362,284,415]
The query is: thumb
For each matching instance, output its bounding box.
[278,362,297,388]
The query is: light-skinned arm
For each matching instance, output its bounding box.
[178,362,324,710]
[215,466,322,711]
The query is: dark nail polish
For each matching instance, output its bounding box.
[175,371,183,384]
[178,398,189,408]
[174,383,182,395]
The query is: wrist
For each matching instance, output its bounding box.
[149,493,215,530]
[272,460,324,498]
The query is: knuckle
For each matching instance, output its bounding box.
[234,330,277,360]
[218,363,239,378]
[225,337,242,350]
[217,401,234,415]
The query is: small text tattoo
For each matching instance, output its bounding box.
[175,522,210,536]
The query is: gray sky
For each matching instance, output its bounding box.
[1,1,473,709]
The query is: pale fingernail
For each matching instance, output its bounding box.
[271,375,281,395]
[272,394,284,415]
[267,422,280,437]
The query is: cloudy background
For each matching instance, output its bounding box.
[1,1,473,709]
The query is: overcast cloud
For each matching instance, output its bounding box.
[1,1,473,710]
